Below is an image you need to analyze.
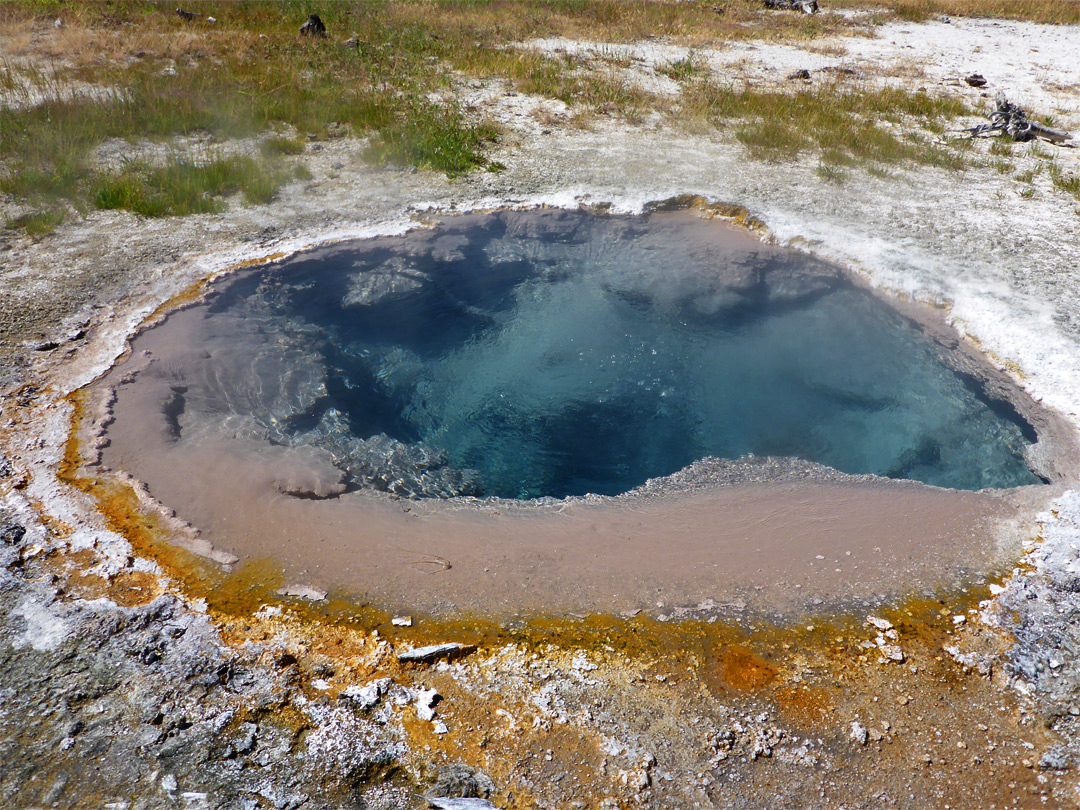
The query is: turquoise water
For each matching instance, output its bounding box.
[202,210,1040,498]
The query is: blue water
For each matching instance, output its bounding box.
[206,210,1040,498]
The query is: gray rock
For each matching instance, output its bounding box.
[849,721,869,746]
[276,584,328,602]
[428,799,500,810]
[0,521,25,545]
[343,677,392,710]
[1040,747,1071,771]
[432,763,495,799]
[235,722,258,755]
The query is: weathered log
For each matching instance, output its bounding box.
[962,95,1073,144]
[764,0,818,13]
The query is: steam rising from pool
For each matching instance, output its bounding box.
[170,209,1037,499]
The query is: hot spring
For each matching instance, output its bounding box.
[92,207,1057,618]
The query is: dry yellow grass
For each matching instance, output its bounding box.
[830,0,1080,23]
[2,0,1071,235]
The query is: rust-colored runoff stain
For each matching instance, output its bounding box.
[37,546,163,608]
[71,570,163,607]
[142,251,290,326]
[712,645,779,691]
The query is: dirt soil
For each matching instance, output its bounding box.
[3,12,1080,810]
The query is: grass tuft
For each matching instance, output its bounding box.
[92,155,297,217]
[260,135,307,157]
[1049,164,1080,198]
[682,82,970,169]
[816,162,847,183]
[363,105,499,177]
[658,52,709,83]
[5,208,66,236]
[1015,167,1040,184]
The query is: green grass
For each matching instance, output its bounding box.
[658,53,709,83]
[815,162,847,183]
[0,1,510,228]
[260,135,307,157]
[0,0,1015,231]
[680,82,969,169]
[1028,142,1054,161]
[1049,164,1080,198]
[5,208,66,236]
[828,0,1080,25]
[363,105,499,177]
[91,155,303,217]
[453,47,656,122]
[1015,166,1040,184]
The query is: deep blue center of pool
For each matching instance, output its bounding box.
[205,210,1039,498]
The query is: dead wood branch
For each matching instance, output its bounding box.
[962,95,1073,144]
[764,0,819,14]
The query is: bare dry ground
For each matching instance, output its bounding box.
[2,3,1080,809]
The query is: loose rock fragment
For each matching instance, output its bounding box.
[850,722,869,746]
[415,687,440,722]
[1039,747,1071,771]
[276,584,327,602]
[431,764,496,800]
[397,643,474,664]
[342,677,392,710]
[877,643,905,663]
[428,799,500,810]
[623,768,651,791]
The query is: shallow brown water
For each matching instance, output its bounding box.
[93,230,1037,620]
[111,430,1017,618]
